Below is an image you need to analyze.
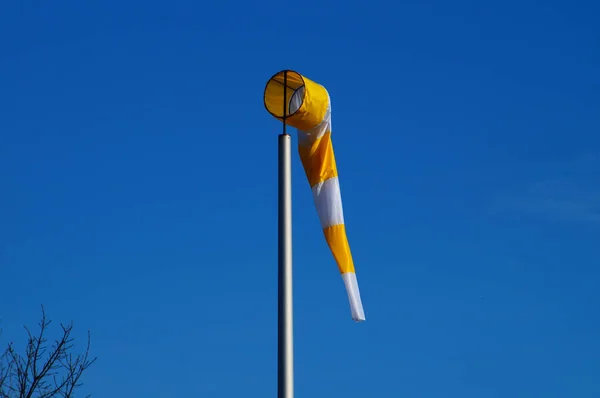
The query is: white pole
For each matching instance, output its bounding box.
[277,70,294,398]
[278,133,293,398]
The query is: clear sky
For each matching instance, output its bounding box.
[1,0,599,397]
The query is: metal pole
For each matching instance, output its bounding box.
[278,71,293,398]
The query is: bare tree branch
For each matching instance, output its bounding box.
[0,307,96,398]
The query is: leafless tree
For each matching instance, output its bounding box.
[0,306,96,398]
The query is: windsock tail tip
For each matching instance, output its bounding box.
[342,272,365,323]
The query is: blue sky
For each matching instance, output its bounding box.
[1,0,599,397]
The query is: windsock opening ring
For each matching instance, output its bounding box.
[263,70,305,120]
[263,70,330,132]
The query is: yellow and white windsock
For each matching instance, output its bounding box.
[264,70,365,322]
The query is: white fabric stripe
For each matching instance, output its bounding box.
[297,93,331,147]
[342,272,365,322]
[312,177,344,229]
[289,86,304,115]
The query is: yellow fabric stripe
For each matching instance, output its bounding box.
[287,77,328,131]
[298,131,338,187]
[323,224,355,274]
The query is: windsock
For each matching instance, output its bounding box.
[264,70,365,322]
